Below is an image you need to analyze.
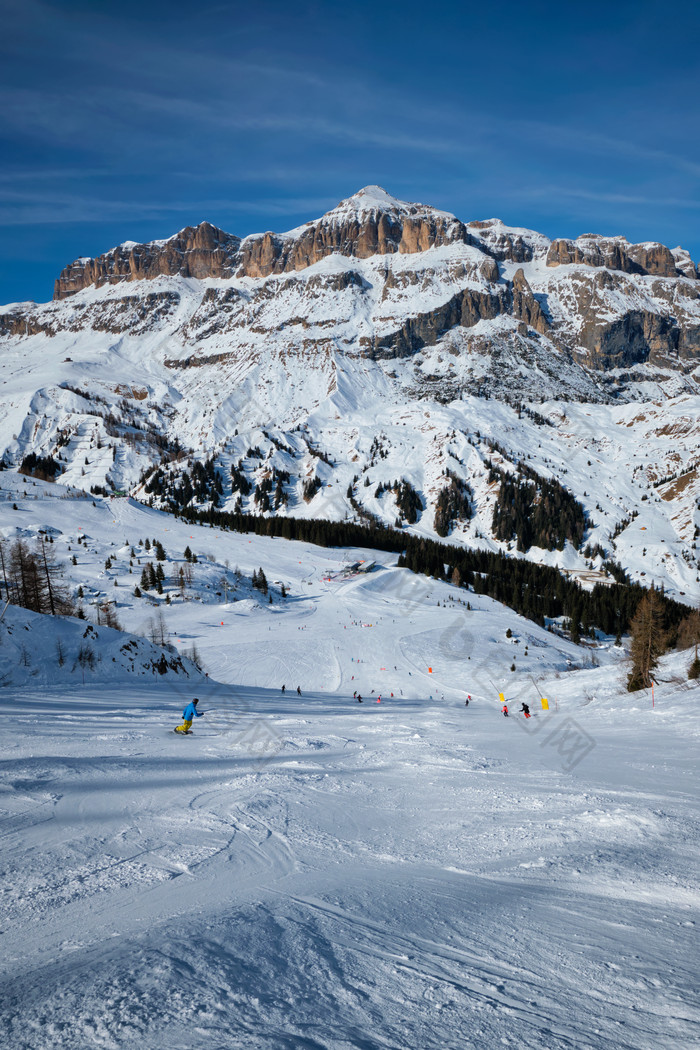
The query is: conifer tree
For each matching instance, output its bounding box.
[627,590,667,691]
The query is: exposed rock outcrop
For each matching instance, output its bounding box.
[672,247,698,280]
[23,184,698,391]
[467,219,550,263]
[370,286,510,359]
[236,188,470,278]
[511,268,549,334]
[626,242,679,277]
[53,188,472,297]
[0,310,55,338]
[543,264,700,368]
[54,222,241,300]
[577,310,681,369]
[546,234,683,278]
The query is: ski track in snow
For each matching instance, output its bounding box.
[0,498,698,1049]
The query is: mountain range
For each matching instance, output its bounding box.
[1,185,699,605]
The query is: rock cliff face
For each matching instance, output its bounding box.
[538,263,700,369]
[467,219,550,263]
[672,247,698,280]
[237,210,468,279]
[23,184,700,386]
[53,187,471,296]
[511,268,549,334]
[546,234,682,278]
[53,222,240,300]
[371,285,511,359]
[577,310,681,369]
[236,185,470,278]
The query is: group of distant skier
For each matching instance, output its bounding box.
[501,702,530,718]
[174,684,299,734]
[173,692,533,734]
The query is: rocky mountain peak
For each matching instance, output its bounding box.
[321,185,456,222]
[546,233,687,278]
[50,190,699,305]
[467,218,551,264]
[53,221,241,300]
[235,188,469,279]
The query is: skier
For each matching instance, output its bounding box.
[297,686,302,696]
[281,684,286,693]
[357,694,363,703]
[465,694,471,707]
[502,703,509,717]
[520,702,531,719]
[175,697,203,734]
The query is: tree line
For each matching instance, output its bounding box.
[175,503,690,639]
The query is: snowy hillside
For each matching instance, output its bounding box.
[0,186,697,1050]
[0,485,697,1049]
[1,186,699,606]
[0,604,203,687]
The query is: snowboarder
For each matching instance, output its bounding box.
[502,704,509,717]
[175,698,203,734]
[297,686,302,696]
[520,702,531,719]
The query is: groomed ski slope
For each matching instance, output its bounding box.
[0,496,698,1050]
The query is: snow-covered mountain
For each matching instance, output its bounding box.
[2,190,699,1049]
[1,186,700,603]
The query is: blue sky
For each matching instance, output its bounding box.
[1,0,699,304]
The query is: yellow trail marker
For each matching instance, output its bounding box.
[540,697,550,711]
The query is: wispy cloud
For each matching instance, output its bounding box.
[516,119,700,180]
[0,184,341,228]
[520,184,700,211]
[2,0,700,301]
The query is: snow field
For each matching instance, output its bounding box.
[1,672,698,1050]
[0,492,698,1048]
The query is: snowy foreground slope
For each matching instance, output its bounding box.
[0,497,698,1049]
